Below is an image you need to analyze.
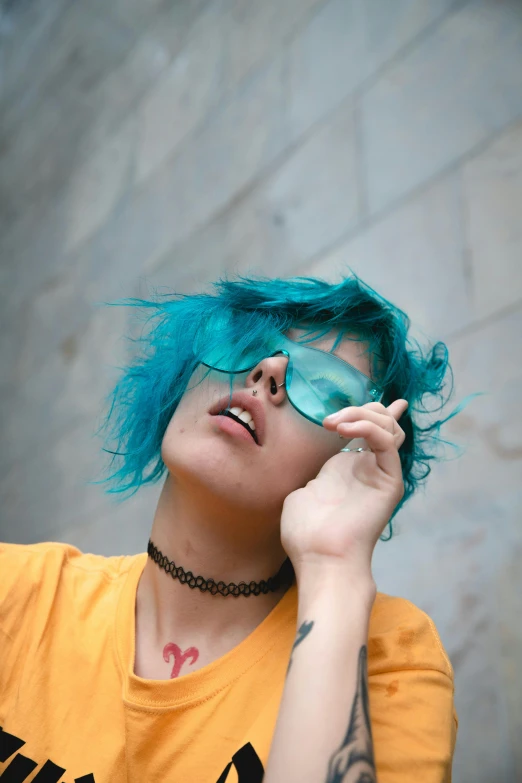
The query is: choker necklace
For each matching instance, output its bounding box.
[147,539,294,597]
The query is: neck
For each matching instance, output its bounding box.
[136,473,291,655]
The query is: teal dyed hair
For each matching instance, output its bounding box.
[90,270,480,540]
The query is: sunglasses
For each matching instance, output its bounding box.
[199,332,383,428]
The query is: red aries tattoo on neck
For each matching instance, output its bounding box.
[163,643,199,678]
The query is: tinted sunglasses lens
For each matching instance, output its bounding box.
[198,330,382,424]
[199,341,262,373]
[287,348,381,422]
[195,312,276,373]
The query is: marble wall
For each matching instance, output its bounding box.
[1,1,521,779]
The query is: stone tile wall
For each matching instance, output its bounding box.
[1,1,521,779]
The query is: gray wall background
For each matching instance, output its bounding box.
[1,1,521,780]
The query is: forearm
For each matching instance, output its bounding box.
[264,566,377,783]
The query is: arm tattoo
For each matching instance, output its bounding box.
[287,619,314,673]
[326,645,376,783]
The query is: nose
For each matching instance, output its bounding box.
[247,353,288,396]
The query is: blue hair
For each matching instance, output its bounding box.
[90,270,481,540]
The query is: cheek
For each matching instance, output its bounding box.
[160,399,201,467]
[163,405,190,443]
[160,421,181,468]
[162,369,216,437]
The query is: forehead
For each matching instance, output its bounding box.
[285,324,372,378]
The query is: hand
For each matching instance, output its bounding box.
[280,400,408,585]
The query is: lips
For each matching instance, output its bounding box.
[212,411,259,445]
[218,411,258,443]
[209,390,265,446]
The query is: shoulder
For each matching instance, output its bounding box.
[0,541,143,638]
[0,540,137,583]
[368,592,453,680]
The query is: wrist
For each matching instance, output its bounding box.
[295,557,376,615]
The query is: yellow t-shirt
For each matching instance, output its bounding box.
[0,542,457,782]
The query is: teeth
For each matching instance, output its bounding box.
[229,407,255,429]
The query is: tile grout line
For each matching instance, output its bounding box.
[353,93,369,221]
[284,113,522,285]
[0,0,216,244]
[445,297,522,344]
[455,161,476,317]
[1,0,466,270]
[127,0,477,257]
[0,0,326,255]
[147,0,478,276]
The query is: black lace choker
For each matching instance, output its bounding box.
[147,539,294,597]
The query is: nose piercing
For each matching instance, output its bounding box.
[252,381,285,396]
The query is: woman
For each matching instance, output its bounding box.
[0,272,472,782]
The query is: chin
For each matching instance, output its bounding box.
[162,444,249,496]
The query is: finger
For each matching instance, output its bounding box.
[360,399,409,422]
[386,399,409,421]
[323,403,406,442]
[323,399,408,425]
[336,416,406,451]
[323,406,395,432]
[337,420,402,479]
